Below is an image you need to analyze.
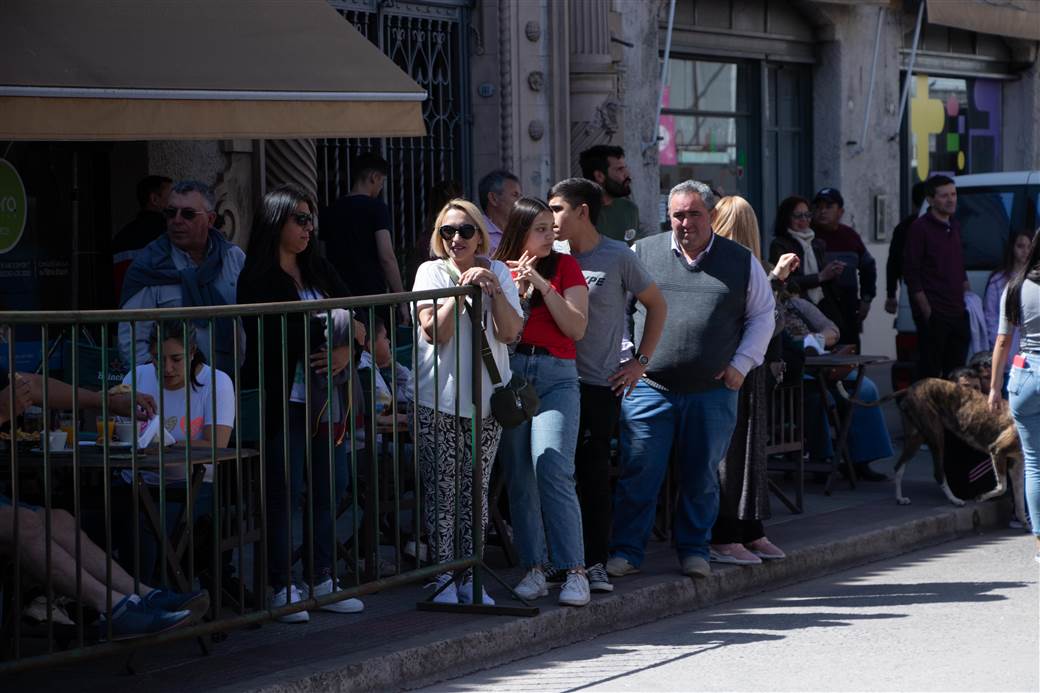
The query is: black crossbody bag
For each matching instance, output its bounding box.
[442,259,539,427]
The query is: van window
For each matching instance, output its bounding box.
[956,186,1025,271]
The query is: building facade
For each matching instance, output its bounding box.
[4,0,1037,366]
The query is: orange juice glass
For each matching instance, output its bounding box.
[96,416,116,443]
[58,413,75,447]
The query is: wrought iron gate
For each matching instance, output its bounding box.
[321,0,472,280]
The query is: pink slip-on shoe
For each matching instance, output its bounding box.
[709,543,761,565]
[745,537,786,560]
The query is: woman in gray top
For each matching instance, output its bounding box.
[990,228,1040,562]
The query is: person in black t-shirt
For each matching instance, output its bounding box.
[321,152,410,326]
[112,175,172,302]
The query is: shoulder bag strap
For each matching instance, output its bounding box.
[441,259,505,387]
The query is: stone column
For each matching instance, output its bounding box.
[568,0,617,178]
[811,3,903,358]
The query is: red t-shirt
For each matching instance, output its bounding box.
[518,253,586,359]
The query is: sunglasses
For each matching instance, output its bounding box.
[790,212,813,220]
[163,206,207,221]
[289,212,315,228]
[438,223,478,241]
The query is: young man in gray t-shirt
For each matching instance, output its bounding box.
[548,178,667,592]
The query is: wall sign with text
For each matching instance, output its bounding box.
[0,158,27,255]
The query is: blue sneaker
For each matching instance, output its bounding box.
[143,587,210,620]
[98,594,192,641]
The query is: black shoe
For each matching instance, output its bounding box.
[542,563,566,586]
[853,464,890,482]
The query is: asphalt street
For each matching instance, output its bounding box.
[424,530,1039,692]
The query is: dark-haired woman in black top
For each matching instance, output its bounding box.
[238,186,363,622]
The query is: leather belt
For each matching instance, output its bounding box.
[515,343,551,356]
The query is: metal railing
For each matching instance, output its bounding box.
[0,286,532,674]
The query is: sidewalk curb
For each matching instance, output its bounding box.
[245,498,1010,693]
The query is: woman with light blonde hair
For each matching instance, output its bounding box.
[708,195,788,566]
[411,198,524,605]
[713,195,762,261]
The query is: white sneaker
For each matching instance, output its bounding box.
[301,578,364,613]
[458,578,495,605]
[404,539,429,562]
[270,584,309,623]
[513,568,548,601]
[428,573,459,604]
[559,571,591,607]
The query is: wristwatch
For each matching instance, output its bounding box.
[634,351,650,366]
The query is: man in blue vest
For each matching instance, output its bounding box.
[608,180,775,579]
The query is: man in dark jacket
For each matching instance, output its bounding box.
[903,175,969,379]
[884,181,929,314]
[811,188,877,351]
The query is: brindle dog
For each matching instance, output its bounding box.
[838,378,1025,520]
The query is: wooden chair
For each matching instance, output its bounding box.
[765,380,806,513]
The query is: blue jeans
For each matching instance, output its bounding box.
[1008,362,1040,535]
[804,374,894,465]
[500,353,584,570]
[612,382,738,564]
[266,403,353,588]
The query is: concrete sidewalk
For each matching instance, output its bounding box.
[11,445,1019,693]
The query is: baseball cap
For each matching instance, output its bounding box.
[813,188,844,207]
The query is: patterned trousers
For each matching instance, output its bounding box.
[417,405,502,566]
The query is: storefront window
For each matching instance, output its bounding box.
[660,59,750,226]
[660,57,811,232]
[907,73,1002,185]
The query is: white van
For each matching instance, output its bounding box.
[891,171,1040,389]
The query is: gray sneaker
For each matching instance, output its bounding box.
[558,571,591,607]
[513,568,548,601]
[586,563,614,593]
[605,556,639,577]
[681,555,711,578]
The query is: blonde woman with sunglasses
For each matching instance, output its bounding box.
[412,199,523,606]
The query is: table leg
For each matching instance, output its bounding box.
[138,467,206,594]
[825,370,865,494]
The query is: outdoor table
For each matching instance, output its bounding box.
[3,444,261,595]
[803,354,894,495]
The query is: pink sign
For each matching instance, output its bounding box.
[659,87,676,166]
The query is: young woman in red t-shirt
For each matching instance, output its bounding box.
[493,197,592,607]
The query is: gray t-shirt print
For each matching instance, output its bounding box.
[570,236,653,387]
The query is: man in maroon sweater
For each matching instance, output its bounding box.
[902,175,969,379]
[811,188,877,351]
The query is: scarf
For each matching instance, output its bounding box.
[787,228,823,304]
[120,229,236,373]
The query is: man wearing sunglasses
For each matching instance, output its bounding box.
[118,180,246,375]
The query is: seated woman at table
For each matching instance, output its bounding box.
[782,284,894,481]
[0,495,206,640]
[238,185,364,623]
[112,320,235,581]
[125,320,235,468]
